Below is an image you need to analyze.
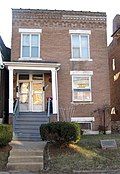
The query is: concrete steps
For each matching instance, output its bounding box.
[13,112,48,141]
[7,141,46,172]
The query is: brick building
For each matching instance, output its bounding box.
[5,9,110,137]
[108,15,120,132]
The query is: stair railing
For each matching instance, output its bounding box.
[13,98,19,118]
[47,97,51,122]
[47,97,53,122]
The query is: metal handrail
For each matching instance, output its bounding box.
[13,98,19,117]
[47,98,51,117]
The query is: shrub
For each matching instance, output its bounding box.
[0,124,12,147]
[40,122,81,145]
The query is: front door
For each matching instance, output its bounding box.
[18,74,44,112]
[32,82,44,111]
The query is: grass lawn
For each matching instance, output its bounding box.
[44,134,120,173]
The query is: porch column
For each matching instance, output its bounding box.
[8,68,13,114]
[51,69,58,118]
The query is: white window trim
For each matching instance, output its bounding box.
[19,28,42,33]
[70,71,93,76]
[69,30,91,34]
[70,30,91,61]
[20,33,41,60]
[70,58,93,61]
[71,117,95,122]
[71,71,93,102]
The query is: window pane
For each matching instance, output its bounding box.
[32,74,43,80]
[22,34,30,46]
[22,46,30,57]
[80,123,91,130]
[72,34,80,47]
[73,90,91,101]
[73,89,83,101]
[31,47,38,57]
[83,91,91,101]
[73,76,89,89]
[73,48,80,58]
[72,34,80,58]
[31,35,39,46]
[19,74,29,80]
[81,36,89,58]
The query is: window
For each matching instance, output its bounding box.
[80,123,92,130]
[71,72,93,102]
[69,30,91,60]
[19,28,42,59]
[112,58,115,71]
[22,34,40,58]
[71,117,94,130]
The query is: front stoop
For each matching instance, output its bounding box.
[7,141,46,172]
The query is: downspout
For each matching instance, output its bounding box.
[56,67,60,121]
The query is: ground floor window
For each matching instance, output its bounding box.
[79,122,92,130]
[71,71,93,102]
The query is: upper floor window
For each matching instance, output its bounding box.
[69,30,91,61]
[19,28,42,60]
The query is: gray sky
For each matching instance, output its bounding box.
[0,0,120,47]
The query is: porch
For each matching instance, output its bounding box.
[4,61,61,122]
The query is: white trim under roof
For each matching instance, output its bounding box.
[19,28,42,33]
[4,61,61,71]
[71,117,95,122]
[69,30,91,34]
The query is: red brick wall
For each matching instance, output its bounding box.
[11,9,110,131]
[108,34,120,121]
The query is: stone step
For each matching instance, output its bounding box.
[8,156,43,163]
[7,162,43,172]
[9,149,43,156]
[14,132,40,137]
[19,112,47,116]
[14,125,40,129]
[7,141,46,172]
[13,136,41,141]
[14,129,40,133]
[15,117,48,122]
[14,122,45,127]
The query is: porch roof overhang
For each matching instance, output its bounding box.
[4,61,61,71]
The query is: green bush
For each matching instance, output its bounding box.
[0,124,12,147]
[40,122,81,144]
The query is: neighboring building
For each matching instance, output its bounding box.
[0,36,11,123]
[108,15,120,132]
[5,9,110,135]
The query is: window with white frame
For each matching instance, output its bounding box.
[19,29,42,59]
[69,30,91,60]
[72,73,92,102]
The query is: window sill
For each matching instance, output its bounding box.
[70,58,93,62]
[71,101,94,105]
[19,57,42,61]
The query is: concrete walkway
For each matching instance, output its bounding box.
[7,141,46,173]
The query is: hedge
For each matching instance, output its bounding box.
[0,124,12,147]
[40,122,81,144]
